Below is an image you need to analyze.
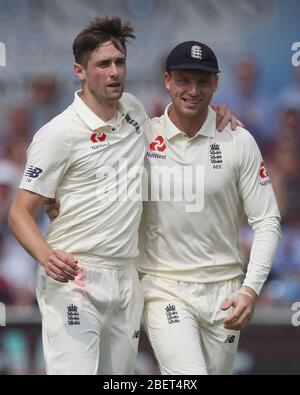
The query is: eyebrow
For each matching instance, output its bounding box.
[96,56,126,63]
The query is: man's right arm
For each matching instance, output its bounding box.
[8,189,78,283]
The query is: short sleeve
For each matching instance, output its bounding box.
[19,125,72,198]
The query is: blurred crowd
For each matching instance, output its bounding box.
[0,59,300,374]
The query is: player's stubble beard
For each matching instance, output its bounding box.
[92,80,125,105]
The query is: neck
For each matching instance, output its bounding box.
[80,90,118,122]
[168,105,208,138]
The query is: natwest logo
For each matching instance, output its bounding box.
[259,161,269,179]
[149,136,167,152]
[91,131,107,143]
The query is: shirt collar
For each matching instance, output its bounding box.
[163,103,217,140]
[117,97,134,116]
[72,90,134,131]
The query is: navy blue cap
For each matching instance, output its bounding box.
[166,41,220,73]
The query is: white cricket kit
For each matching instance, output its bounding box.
[140,105,281,294]
[20,91,148,374]
[20,90,147,259]
[37,257,144,375]
[139,105,281,375]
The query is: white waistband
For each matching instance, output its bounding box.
[73,254,133,270]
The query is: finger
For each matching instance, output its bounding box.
[45,198,57,205]
[64,259,80,274]
[224,322,242,330]
[214,104,224,122]
[225,303,254,327]
[52,263,76,280]
[61,272,76,281]
[46,269,68,283]
[49,204,59,211]
[224,311,241,325]
[237,120,244,128]
[50,256,79,277]
[47,263,76,281]
[56,251,78,265]
[58,262,79,278]
[237,309,253,328]
[64,254,79,268]
[224,312,250,330]
[230,115,238,130]
[217,109,230,131]
[221,298,233,311]
[224,304,246,324]
[44,205,52,215]
[44,199,60,215]
[64,258,79,268]
[53,251,79,271]
[48,208,59,219]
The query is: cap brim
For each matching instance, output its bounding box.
[168,64,220,73]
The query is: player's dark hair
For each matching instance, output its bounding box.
[73,16,135,67]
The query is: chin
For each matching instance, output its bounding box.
[180,107,200,117]
[108,92,123,101]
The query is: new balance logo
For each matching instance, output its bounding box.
[165,304,180,324]
[25,166,43,178]
[132,330,140,339]
[150,136,167,152]
[224,335,236,344]
[67,304,80,326]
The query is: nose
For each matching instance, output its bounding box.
[109,62,119,77]
[189,83,200,97]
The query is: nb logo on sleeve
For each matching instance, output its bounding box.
[224,335,236,344]
[25,166,43,179]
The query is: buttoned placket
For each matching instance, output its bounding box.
[114,111,127,135]
[181,132,199,161]
[105,111,123,135]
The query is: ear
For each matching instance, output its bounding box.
[74,63,86,82]
[213,74,219,93]
[164,72,172,91]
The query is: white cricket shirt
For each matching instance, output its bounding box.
[20,91,148,259]
[139,105,281,294]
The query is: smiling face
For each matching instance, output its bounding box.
[164,69,218,119]
[74,40,126,105]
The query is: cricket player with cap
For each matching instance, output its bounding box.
[138,41,281,375]
[8,18,238,375]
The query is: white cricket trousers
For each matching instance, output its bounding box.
[36,255,144,375]
[142,274,242,375]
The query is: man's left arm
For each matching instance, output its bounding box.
[222,132,281,330]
